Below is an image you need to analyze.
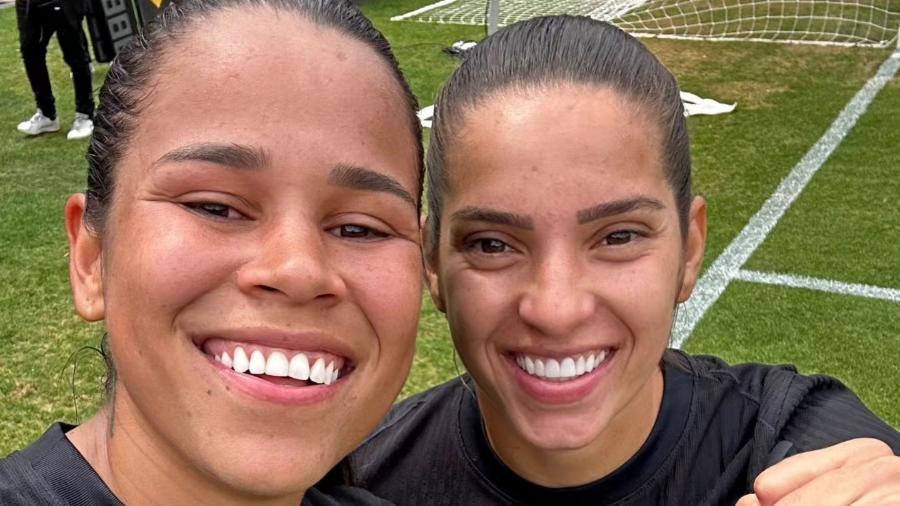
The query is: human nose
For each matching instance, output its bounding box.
[236,221,346,304]
[517,250,596,337]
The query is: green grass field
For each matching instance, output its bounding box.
[1,0,897,456]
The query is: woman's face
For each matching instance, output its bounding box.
[69,9,422,498]
[428,85,705,455]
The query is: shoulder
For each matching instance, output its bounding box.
[0,424,68,505]
[667,350,899,457]
[1,423,122,506]
[355,376,469,452]
[349,377,491,505]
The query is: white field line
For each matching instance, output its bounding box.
[735,270,900,303]
[671,49,900,349]
[391,0,457,21]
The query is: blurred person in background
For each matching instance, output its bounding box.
[15,0,94,140]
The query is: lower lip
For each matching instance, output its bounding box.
[208,356,343,405]
[505,352,614,405]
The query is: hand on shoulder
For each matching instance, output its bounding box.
[737,438,900,505]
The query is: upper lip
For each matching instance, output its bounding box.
[191,327,357,362]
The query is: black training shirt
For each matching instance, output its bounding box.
[0,423,393,505]
[349,349,900,505]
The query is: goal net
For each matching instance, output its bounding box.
[391,1,900,48]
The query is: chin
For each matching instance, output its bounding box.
[196,435,343,498]
[516,415,606,451]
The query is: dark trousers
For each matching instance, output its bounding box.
[16,0,94,120]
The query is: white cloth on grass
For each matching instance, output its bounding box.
[417,92,735,128]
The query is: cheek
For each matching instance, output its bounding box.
[444,268,514,360]
[602,254,681,349]
[104,210,240,317]
[337,243,423,350]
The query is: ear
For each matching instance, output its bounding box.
[66,194,105,321]
[420,214,446,313]
[676,196,707,303]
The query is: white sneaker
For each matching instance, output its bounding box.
[17,109,60,136]
[67,113,94,140]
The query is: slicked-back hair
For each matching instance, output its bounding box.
[426,15,691,250]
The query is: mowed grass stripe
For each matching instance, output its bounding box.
[685,282,900,429]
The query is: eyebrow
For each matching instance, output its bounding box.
[576,197,666,224]
[328,164,417,208]
[155,142,271,170]
[451,206,534,230]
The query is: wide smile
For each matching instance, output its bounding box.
[504,347,617,405]
[197,336,357,405]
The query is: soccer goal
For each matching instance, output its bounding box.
[391,0,900,48]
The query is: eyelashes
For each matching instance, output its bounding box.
[183,201,248,220]
[328,224,390,241]
[183,201,393,241]
[461,229,643,256]
[466,237,514,255]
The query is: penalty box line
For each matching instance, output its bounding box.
[736,269,900,304]
[672,49,900,349]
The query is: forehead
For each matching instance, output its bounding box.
[445,85,668,208]
[124,6,418,190]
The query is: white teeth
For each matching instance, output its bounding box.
[515,350,610,382]
[288,353,310,381]
[265,351,289,377]
[524,356,535,374]
[545,359,561,378]
[560,357,576,378]
[232,347,249,373]
[309,358,326,384]
[595,350,607,368]
[249,350,266,374]
[324,361,335,385]
[222,346,343,385]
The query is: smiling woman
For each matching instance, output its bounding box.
[349,15,900,506]
[0,0,423,505]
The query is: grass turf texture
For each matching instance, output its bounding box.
[0,1,897,455]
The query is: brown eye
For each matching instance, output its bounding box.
[605,230,636,246]
[476,238,510,254]
[332,224,389,240]
[184,202,243,219]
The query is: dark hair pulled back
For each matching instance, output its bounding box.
[426,15,691,248]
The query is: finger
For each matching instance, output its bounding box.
[753,439,893,505]
[735,494,762,506]
[772,454,900,506]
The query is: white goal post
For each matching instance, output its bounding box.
[393,0,900,48]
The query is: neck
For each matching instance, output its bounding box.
[481,367,664,487]
[67,392,306,506]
